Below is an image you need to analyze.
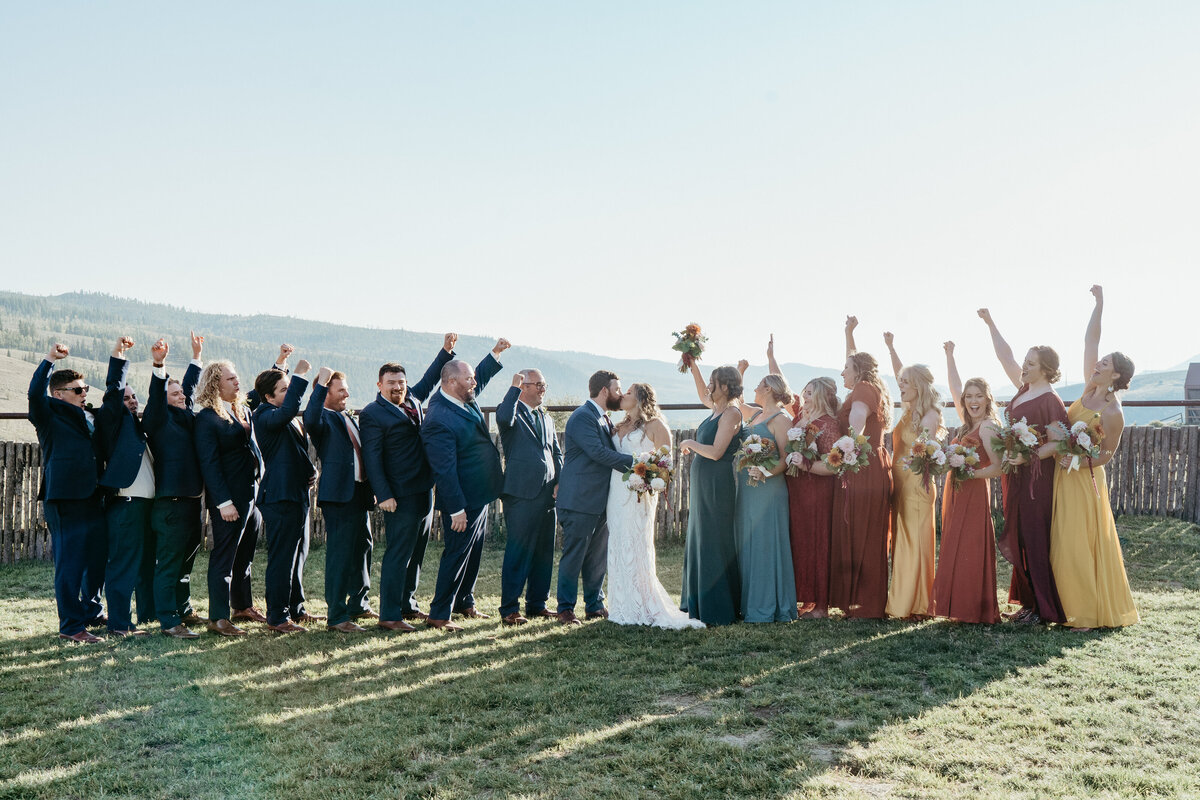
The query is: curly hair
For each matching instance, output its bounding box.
[624,383,662,430]
[802,377,839,420]
[960,377,998,430]
[1109,351,1135,392]
[761,374,795,409]
[710,366,743,403]
[196,360,245,422]
[900,364,945,438]
[846,351,893,429]
[1031,346,1061,384]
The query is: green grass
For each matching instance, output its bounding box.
[1,517,1198,799]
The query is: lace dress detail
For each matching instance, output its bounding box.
[606,427,705,629]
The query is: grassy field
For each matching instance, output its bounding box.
[0,516,1197,799]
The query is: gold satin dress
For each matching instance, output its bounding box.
[885,413,937,618]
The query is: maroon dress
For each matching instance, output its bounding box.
[999,385,1068,623]
[785,413,840,613]
[931,427,999,624]
[829,383,893,619]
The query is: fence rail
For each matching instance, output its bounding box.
[1,421,1197,564]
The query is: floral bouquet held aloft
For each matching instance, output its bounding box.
[1049,414,1105,496]
[734,434,780,487]
[900,429,944,492]
[991,414,1041,475]
[622,444,674,503]
[941,442,980,490]
[671,323,708,374]
[784,422,822,477]
[823,432,872,489]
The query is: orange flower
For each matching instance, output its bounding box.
[634,463,648,476]
[684,323,701,337]
[911,443,926,458]
[826,449,844,468]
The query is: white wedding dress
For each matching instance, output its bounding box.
[605,426,705,630]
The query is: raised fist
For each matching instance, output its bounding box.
[114,336,135,356]
[883,331,894,349]
[295,359,311,376]
[493,338,512,355]
[845,315,858,333]
[152,338,169,366]
[317,366,333,386]
[277,343,294,364]
[48,343,69,361]
[977,308,993,325]
[443,333,458,353]
[943,341,955,355]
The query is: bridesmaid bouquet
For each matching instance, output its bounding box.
[622,445,674,502]
[670,323,708,373]
[1049,415,1105,497]
[941,442,981,489]
[734,434,780,486]
[823,432,871,485]
[991,414,1041,474]
[900,429,945,491]
[784,422,821,476]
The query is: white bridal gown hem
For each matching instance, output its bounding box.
[605,427,705,630]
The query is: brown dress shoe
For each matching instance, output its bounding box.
[584,608,609,620]
[181,613,208,626]
[558,610,582,626]
[59,630,105,643]
[402,610,429,621]
[501,613,529,626]
[162,625,200,639]
[207,619,248,636]
[327,621,367,633]
[377,620,417,633]
[426,618,464,632]
[527,608,557,619]
[292,613,327,624]
[352,610,380,620]
[108,628,150,637]
[267,621,307,633]
[456,607,489,619]
[231,606,267,623]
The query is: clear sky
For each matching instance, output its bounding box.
[2,2,1198,391]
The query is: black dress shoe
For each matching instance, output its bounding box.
[585,608,609,620]
[526,608,557,619]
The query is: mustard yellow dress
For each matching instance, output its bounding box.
[885,413,937,618]
[1048,399,1138,628]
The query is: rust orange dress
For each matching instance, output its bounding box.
[829,383,893,619]
[785,413,840,614]
[931,426,999,624]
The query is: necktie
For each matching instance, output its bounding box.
[402,402,420,424]
[532,408,545,444]
[467,403,484,425]
[343,414,365,477]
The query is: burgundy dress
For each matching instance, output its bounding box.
[785,413,840,613]
[829,383,893,619]
[999,385,1068,623]
[931,427,999,624]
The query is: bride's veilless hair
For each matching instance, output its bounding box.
[625,383,662,430]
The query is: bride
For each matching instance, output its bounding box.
[606,383,704,630]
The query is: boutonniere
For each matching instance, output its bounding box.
[345,409,358,420]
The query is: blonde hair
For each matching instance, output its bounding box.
[900,364,945,438]
[846,352,893,429]
[625,383,662,430]
[803,377,839,420]
[761,374,794,408]
[960,378,999,431]
[196,360,246,422]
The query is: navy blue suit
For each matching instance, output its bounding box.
[195,400,264,621]
[142,362,204,630]
[358,347,452,620]
[421,353,504,620]
[93,356,156,632]
[304,381,374,626]
[253,375,316,625]
[28,358,107,635]
[555,400,634,614]
[497,385,563,617]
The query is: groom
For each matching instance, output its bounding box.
[554,370,635,625]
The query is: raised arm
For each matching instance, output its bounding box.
[688,359,713,409]
[845,316,858,357]
[302,367,332,438]
[143,338,170,435]
[977,308,1023,389]
[944,341,965,425]
[766,334,784,380]
[473,339,509,395]
[495,376,523,431]
[409,334,457,403]
[883,332,903,382]
[1084,285,1103,378]
[28,345,67,427]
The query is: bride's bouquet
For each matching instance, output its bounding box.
[622,444,673,503]
[784,422,821,477]
[670,323,708,373]
[734,434,779,486]
[823,432,871,487]
[900,429,944,491]
[991,413,1041,474]
[940,441,981,489]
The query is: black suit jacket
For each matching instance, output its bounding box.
[253,376,315,505]
[194,403,263,510]
[142,362,203,497]
[302,381,364,505]
[497,385,563,500]
[27,358,102,501]
[94,356,149,491]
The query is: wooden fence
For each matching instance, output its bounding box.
[2,425,1198,564]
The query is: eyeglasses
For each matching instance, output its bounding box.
[523,382,548,390]
[57,386,89,396]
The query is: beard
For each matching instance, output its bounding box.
[464,388,476,403]
[605,393,622,411]
[387,389,406,405]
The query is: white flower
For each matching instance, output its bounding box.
[650,477,666,491]
[948,453,966,469]
[636,452,652,464]
[747,442,763,454]
[1012,420,1030,436]
[932,449,947,465]
[627,474,646,489]
[1019,431,1039,447]
[786,426,806,441]
[1076,432,1092,450]
[786,452,804,467]
[1071,421,1089,435]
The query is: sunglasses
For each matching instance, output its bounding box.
[57,386,89,396]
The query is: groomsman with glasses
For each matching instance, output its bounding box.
[28,344,108,642]
[305,366,376,632]
[496,369,563,626]
[359,334,457,632]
